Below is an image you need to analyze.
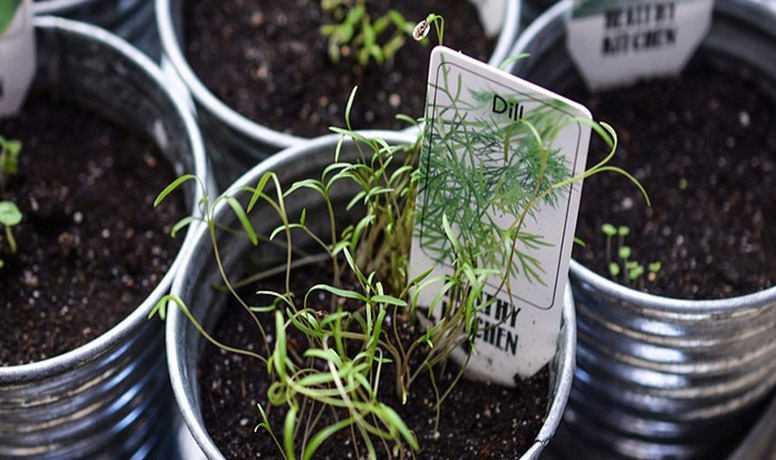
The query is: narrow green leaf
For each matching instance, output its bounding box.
[283,406,298,460]
[170,216,198,237]
[225,196,258,245]
[274,311,287,380]
[304,348,342,366]
[344,87,358,131]
[302,417,354,460]
[498,53,531,71]
[247,172,274,212]
[306,284,368,304]
[299,208,307,226]
[371,294,407,307]
[379,403,419,450]
[154,174,198,207]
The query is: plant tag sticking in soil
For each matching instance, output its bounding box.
[0,0,35,117]
[566,0,712,89]
[467,0,507,37]
[410,46,592,385]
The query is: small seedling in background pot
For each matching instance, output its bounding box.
[602,223,660,284]
[320,0,419,66]
[0,135,22,269]
[0,200,21,268]
[0,135,21,190]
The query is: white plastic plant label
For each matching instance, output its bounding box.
[467,0,507,37]
[567,0,713,89]
[410,46,592,385]
[0,0,35,117]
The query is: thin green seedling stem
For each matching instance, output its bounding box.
[229,253,331,291]
[324,195,342,288]
[349,421,362,460]
[336,330,402,369]
[156,295,266,363]
[425,362,441,434]
[436,350,471,407]
[256,405,287,460]
[390,305,408,386]
[207,217,272,358]
[5,226,16,254]
[405,315,467,388]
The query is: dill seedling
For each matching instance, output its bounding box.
[152,105,642,459]
[0,201,21,268]
[602,223,661,285]
[320,0,418,66]
[151,17,646,459]
[0,135,21,190]
[0,135,22,268]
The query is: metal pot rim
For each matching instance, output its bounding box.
[167,130,575,459]
[155,0,521,150]
[511,0,776,313]
[33,0,96,15]
[0,16,207,380]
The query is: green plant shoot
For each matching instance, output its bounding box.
[0,136,22,269]
[320,0,416,67]
[0,135,21,190]
[149,16,647,459]
[602,223,661,285]
[0,200,21,268]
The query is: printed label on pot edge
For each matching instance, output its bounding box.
[410,46,591,385]
[0,0,35,117]
[567,0,712,89]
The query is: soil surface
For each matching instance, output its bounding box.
[199,264,550,459]
[182,0,495,137]
[567,62,776,299]
[0,94,185,365]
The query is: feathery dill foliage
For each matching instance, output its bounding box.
[150,18,644,459]
[419,80,573,285]
[320,0,419,67]
[0,135,22,269]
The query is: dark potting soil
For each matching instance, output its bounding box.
[0,94,185,365]
[182,0,495,137]
[199,265,550,459]
[568,63,776,299]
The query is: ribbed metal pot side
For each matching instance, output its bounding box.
[156,0,522,186]
[727,391,776,460]
[0,17,206,459]
[167,132,575,460]
[508,1,776,459]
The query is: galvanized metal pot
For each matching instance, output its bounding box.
[728,392,776,460]
[0,17,207,459]
[519,0,560,30]
[156,0,522,188]
[34,0,160,59]
[508,1,776,459]
[166,132,576,460]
